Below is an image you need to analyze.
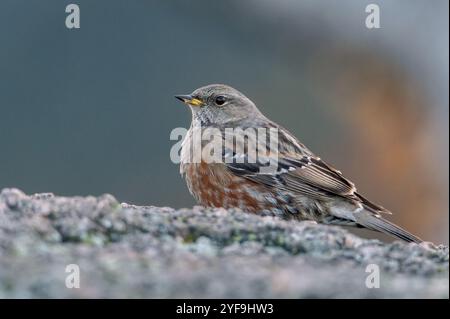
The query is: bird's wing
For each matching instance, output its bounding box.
[222,125,390,215]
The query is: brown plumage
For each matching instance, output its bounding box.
[175,84,422,243]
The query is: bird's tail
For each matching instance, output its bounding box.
[354,210,422,243]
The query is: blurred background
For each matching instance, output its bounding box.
[0,0,448,243]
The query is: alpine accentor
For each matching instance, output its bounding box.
[175,84,422,243]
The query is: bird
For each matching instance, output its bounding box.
[175,84,422,243]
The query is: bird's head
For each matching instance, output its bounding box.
[175,84,263,126]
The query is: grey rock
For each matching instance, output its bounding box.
[0,188,447,298]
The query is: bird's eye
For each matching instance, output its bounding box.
[214,95,226,106]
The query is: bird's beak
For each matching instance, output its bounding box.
[174,95,204,107]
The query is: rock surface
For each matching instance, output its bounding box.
[0,188,448,298]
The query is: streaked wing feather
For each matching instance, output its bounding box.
[222,125,389,214]
[284,157,356,195]
[227,155,355,201]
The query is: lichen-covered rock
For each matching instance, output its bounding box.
[0,188,448,298]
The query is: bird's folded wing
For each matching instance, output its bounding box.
[225,151,389,214]
[226,152,353,197]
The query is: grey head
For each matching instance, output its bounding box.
[175,84,266,127]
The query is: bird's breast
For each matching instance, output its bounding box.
[181,161,281,214]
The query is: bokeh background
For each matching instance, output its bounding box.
[0,0,448,243]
